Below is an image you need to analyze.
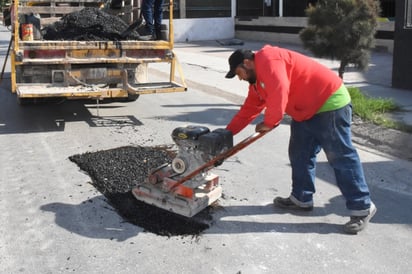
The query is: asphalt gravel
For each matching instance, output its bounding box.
[42,7,140,41]
[69,146,213,237]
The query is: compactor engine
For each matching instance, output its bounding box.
[171,126,233,182]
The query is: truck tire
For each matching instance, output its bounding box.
[125,93,140,101]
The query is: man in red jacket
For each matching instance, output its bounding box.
[225,46,376,234]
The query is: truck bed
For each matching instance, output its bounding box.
[11,0,186,101]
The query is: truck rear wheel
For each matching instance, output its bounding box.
[124,93,140,102]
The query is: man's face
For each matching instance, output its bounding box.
[235,62,256,84]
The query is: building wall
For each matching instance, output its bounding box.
[164,18,235,42]
[161,0,235,42]
[235,17,395,53]
[164,0,395,49]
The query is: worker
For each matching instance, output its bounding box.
[140,0,164,40]
[224,46,376,234]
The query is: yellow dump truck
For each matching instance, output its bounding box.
[5,0,186,104]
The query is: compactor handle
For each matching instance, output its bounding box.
[171,129,272,189]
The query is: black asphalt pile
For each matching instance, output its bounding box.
[69,146,212,237]
[42,7,140,41]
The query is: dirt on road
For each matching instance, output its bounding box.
[351,116,412,161]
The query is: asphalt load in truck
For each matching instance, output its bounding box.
[42,7,141,41]
[69,146,214,237]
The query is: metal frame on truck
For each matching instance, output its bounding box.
[8,0,186,103]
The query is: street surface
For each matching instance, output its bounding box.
[0,25,411,273]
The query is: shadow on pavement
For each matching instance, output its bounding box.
[40,196,142,242]
[315,160,412,224]
[204,184,411,235]
[0,81,143,135]
[153,103,292,128]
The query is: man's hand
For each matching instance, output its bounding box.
[255,122,273,133]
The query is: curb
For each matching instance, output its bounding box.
[351,117,412,161]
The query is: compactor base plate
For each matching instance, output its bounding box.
[131,183,222,218]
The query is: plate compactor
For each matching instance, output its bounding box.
[132,125,268,217]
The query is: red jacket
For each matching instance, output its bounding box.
[226,45,343,135]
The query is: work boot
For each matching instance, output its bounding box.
[138,26,155,41]
[155,28,162,40]
[344,202,377,234]
[139,34,155,41]
[273,196,314,211]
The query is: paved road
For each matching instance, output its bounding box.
[0,26,411,273]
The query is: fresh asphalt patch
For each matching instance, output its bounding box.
[69,146,214,237]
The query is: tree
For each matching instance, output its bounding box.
[299,0,381,79]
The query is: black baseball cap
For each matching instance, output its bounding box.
[225,49,254,78]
